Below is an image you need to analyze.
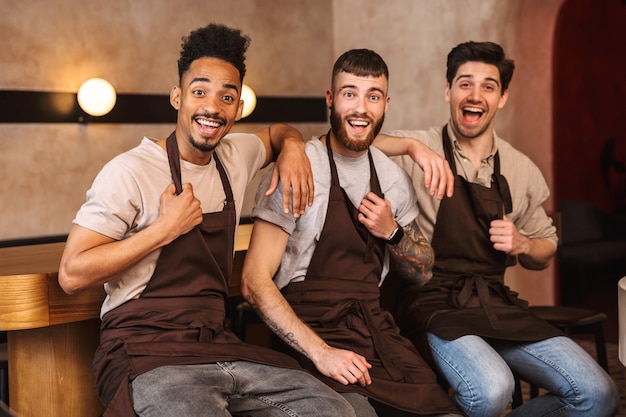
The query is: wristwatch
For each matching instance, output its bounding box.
[386,223,404,245]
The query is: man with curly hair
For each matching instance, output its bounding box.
[59,23,355,417]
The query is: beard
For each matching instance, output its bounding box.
[329,107,385,152]
[188,112,227,152]
[189,135,219,152]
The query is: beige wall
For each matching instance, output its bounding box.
[0,0,564,304]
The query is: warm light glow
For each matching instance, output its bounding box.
[77,78,117,117]
[240,84,256,118]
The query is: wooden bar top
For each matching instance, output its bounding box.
[0,224,253,331]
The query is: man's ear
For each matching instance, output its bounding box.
[235,99,244,121]
[498,89,510,109]
[170,86,181,110]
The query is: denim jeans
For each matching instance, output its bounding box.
[131,361,355,417]
[427,333,619,417]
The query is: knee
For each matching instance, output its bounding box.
[574,373,619,415]
[327,395,358,417]
[453,372,514,417]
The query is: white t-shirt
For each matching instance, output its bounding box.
[252,138,420,290]
[74,133,266,316]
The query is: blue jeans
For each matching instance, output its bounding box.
[131,361,356,417]
[427,333,619,417]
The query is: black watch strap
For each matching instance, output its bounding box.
[386,223,404,245]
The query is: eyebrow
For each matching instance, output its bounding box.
[456,74,501,87]
[339,84,386,95]
[189,77,240,93]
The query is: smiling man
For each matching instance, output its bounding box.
[58,23,357,417]
[241,49,462,417]
[383,41,619,417]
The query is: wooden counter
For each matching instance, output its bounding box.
[0,224,252,417]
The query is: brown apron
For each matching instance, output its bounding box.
[279,135,460,416]
[93,132,300,417]
[395,126,562,359]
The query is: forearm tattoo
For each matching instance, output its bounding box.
[244,296,309,358]
[388,220,434,285]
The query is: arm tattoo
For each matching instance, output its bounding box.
[388,219,434,285]
[244,296,309,358]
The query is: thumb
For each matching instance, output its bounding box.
[163,183,177,198]
[181,182,194,194]
[265,167,280,196]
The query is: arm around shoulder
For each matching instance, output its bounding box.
[254,124,314,217]
[373,133,453,200]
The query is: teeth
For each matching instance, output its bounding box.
[463,107,483,113]
[197,119,220,127]
[349,120,369,127]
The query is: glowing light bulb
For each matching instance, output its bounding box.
[77,78,117,117]
[240,84,257,118]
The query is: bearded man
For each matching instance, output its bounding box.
[240,49,462,417]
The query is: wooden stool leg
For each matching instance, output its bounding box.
[593,322,608,371]
[512,375,523,408]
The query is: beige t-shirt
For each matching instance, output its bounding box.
[385,125,558,247]
[74,133,266,316]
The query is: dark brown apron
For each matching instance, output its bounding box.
[279,135,460,416]
[395,126,562,359]
[93,132,300,417]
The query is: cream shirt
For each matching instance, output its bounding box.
[74,133,266,316]
[384,124,558,248]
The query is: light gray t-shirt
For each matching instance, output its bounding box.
[252,138,419,290]
[74,133,266,316]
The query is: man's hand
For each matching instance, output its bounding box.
[266,139,314,218]
[155,183,203,244]
[312,345,372,387]
[357,192,397,239]
[490,215,556,269]
[406,140,454,200]
[489,215,529,256]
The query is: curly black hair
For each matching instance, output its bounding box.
[177,23,251,84]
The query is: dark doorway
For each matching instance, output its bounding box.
[553,0,626,341]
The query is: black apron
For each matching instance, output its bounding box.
[93,132,299,417]
[394,126,562,358]
[279,135,460,416]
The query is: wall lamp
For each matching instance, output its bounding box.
[77,78,117,117]
[240,84,256,118]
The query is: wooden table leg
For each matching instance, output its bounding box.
[7,319,104,417]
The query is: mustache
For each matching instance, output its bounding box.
[194,112,227,125]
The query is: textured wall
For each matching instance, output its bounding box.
[0,0,564,303]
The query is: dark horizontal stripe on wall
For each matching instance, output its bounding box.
[0,90,327,124]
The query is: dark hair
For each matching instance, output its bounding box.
[446,41,515,93]
[332,49,389,85]
[177,23,251,84]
